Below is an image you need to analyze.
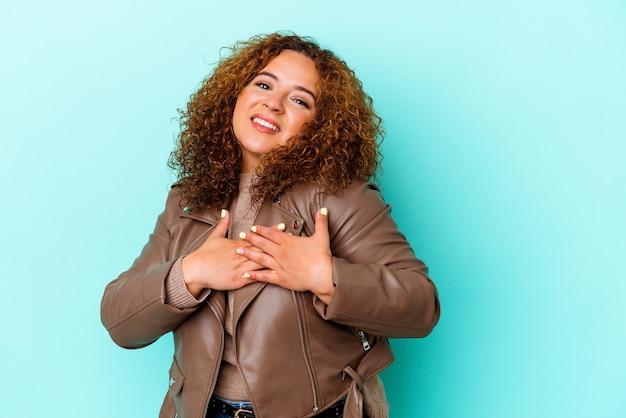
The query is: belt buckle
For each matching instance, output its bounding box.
[234,408,253,418]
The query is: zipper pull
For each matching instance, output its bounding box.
[356,329,371,351]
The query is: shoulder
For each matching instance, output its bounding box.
[161,183,185,219]
[285,179,382,204]
[323,180,383,204]
[280,180,384,213]
[320,180,387,219]
[280,180,389,238]
[159,183,220,228]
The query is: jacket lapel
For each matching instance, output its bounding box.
[232,200,305,323]
[180,205,221,225]
[254,200,305,235]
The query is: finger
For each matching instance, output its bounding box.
[238,229,283,256]
[236,245,265,257]
[243,269,281,285]
[235,221,286,242]
[243,223,286,244]
[209,209,230,238]
[314,207,329,238]
[238,258,266,274]
[236,245,277,271]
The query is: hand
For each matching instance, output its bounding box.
[237,208,335,304]
[181,210,263,297]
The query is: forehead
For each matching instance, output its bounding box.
[258,50,320,93]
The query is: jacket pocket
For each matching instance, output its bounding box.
[168,356,185,395]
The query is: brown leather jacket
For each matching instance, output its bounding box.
[101,180,440,418]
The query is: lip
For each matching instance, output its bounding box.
[251,114,281,133]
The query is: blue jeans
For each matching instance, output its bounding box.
[205,396,254,418]
[205,395,348,417]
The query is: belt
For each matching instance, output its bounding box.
[208,397,254,418]
[208,396,345,418]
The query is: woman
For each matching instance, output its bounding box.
[101,33,440,418]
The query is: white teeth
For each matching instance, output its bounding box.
[253,117,279,132]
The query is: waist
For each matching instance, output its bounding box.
[207,395,346,418]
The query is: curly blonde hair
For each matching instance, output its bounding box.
[168,32,384,212]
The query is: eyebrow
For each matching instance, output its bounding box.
[257,71,318,102]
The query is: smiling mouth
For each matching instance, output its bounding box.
[252,117,280,132]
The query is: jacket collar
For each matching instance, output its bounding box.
[180,205,221,225]
[178,199,305,236]
[255,200,305,236]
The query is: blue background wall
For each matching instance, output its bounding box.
[1,1,624,417]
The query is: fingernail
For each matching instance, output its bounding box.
[243,272,251,279]
[250,225,257,233]
[220,209,227,218]
[239,232,246,239]
[277,223,286,231]
[320,207,328,216]
[236,248,244,255]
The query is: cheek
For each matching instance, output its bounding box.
[232,97,247,128]
[233,88,253,113]
[290,112,316,134]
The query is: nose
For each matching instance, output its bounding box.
[263,92,284,113]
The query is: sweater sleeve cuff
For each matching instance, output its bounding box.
[165,257,210,309]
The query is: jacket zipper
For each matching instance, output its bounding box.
[202,302,226,418]
[293,291,320,413]
[356,328,371,351]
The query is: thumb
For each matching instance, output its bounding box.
[314,207,330,242]
[209,209,230,238]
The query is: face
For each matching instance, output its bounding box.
[232,49,320,172]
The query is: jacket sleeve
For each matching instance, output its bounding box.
[312,181,440,338]
[100,191,206,349]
